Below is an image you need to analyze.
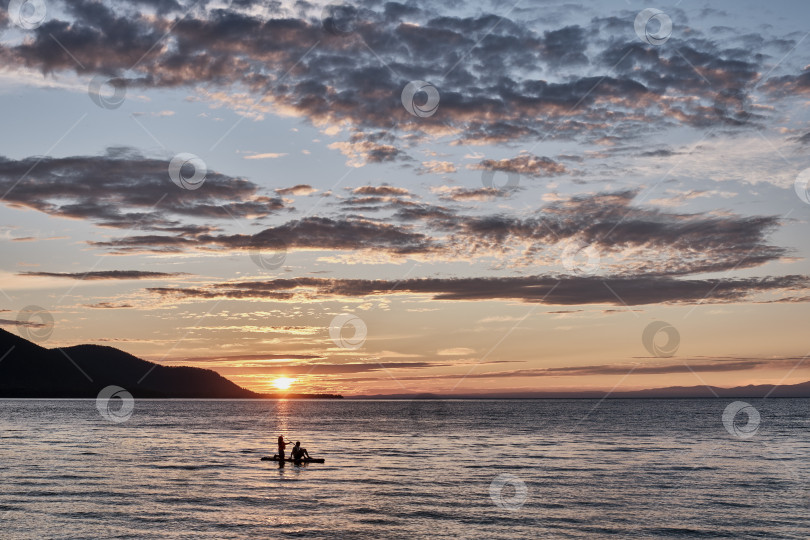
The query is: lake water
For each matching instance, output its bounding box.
[1,399,808,538]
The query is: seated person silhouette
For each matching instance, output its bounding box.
[290,441,311,460]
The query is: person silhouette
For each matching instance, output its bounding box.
[290,441,311,460]
[277,435,289,461]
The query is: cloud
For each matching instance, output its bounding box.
[0,147,286,230]
[0,318,44,327]
[337,185,416,212]
[328,136,405,167]
[20,270,187,280]
[93,214,437,257]
[473,154,567,177]
[419,160,457,175]
[148,273,809,306]
[275,184,316,196]
[10,235,69,242]
[0,1,802,165]
[448,190,787,274]
[85,302,134,308]
[214,216,436,255]
[761,68,810,98]
[215,361,450,375]
[173,353,325,363]
[351,185,410,197]
[432,186,507,202]
[88,189,790,278]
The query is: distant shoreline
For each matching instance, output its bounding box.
[349,383,810,400]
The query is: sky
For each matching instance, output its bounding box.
[1,0,810,396]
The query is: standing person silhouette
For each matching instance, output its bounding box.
[277,435,289,461]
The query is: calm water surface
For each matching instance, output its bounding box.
[1,399,808,538]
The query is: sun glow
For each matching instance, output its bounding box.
[273,377,295,391]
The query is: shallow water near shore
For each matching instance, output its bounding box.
[1,398,808,538]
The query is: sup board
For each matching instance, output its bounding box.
[261,456,325,464]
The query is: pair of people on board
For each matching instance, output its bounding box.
[277,435,311,460]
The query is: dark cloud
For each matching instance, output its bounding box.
[391,200,457,223]
[0,148,286,230]
[84,302,135,308]
[473,154,567,178]
[541,25,589,67]
[88,189,789,278]
[215,361,448,375]
[761,68,810,98]
[639,148,680,157]
[337,185,419,212]
[0,1,802,163]
[351,185,410,196]
[88,234,199,253]
[208,216,437,255]
[448,190,786,275]
[0,318,45,327]
[93,214,437,255]
[148,273,809,306]
[329,134,407,165]
[795,132,810,145]
[435,187,507,202]
[20,270,188,280]
[176,353,325,362]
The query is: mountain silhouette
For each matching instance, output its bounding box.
[0,328,257,398]
[355,382,810,399]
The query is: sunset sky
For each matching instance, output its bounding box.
[1,0,810,395]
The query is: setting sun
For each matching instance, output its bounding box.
[272,377,295,391]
